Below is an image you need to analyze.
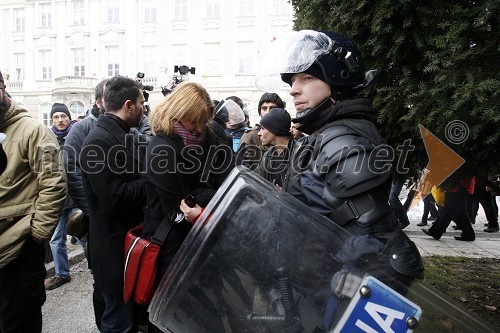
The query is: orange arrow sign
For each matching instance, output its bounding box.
[409,124,465,209]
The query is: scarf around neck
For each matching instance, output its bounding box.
[173,121,206,146]
[51,120,76,138]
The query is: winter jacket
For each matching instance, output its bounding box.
[0,101,67,268]
[81,114,146,293]
[53,121,76,210]
[63,110,98,216]
[256,138,294,187]
[142,127,234,286]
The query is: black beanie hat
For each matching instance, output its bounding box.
[259,108,291,136]
[50,103,71,120]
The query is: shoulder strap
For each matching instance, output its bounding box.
[151,217,174,246]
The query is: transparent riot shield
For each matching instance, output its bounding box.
[149,167,496,333]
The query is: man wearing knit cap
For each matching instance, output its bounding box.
[256,108,293,188]
[51,102,71,119]
[50,103,73,140]
[45,102,79,290]
[237,92,285,170]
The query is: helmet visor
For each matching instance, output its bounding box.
[215,99,244,126]
[255,30,333,92]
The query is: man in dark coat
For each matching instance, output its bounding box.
[238,92,285,170]
[64,79,107,218]
[256,108,293,188]
[63,79,107,328]
[81,75,146,332]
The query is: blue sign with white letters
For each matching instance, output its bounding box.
[334,276,422,333]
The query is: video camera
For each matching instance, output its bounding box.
[136,72,153,115]
[136,72,154,93]
[161,65,196,96]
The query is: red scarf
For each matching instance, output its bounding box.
[173,122,206,146]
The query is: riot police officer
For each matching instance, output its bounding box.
[257,30,424,330]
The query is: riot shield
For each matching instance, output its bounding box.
[149,167,496,333]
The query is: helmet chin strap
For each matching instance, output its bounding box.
[292,97,335,135]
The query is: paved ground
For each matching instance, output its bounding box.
[404,195,500,258]
[42,259,97,333]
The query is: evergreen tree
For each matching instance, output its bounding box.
[291,0,499,179]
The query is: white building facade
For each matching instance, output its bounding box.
[0,0,296,126]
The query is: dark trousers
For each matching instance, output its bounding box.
[389,180,410,227]
[0,238,46,333]
[92,285,105,331]
[429,192,475,240]
[467,188,498,226]
[422,195,438,222]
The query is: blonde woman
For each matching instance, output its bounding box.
[142,82,233,311]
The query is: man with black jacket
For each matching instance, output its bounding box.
[80,75,146,332]
[63,79,107,328]
[238,92,285,170]
[256,108,293,188]
[64,79,107,218]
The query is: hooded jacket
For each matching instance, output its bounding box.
[0,101,67,268]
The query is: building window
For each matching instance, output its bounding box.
[106,0,120,23]
[206,0,220,19]
[237,41,254,74]
[174,0,187,21]
[40,3,52,28]
[272,0,292,15]
[204,43,220,75]
[70,101,85,118]
[73,0,85,25]
[14,53,24,81]
[106,46,120,76]
[13,8,25,32]
[239,0,254,16]
[143,0,157,23]
[73,48,85,76]
[172,44,188,66]
[40,50,52,80]
[40,103,51,127]
[142,47,157,76]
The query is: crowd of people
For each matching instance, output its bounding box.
[0,29,497,333]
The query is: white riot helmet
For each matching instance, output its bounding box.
[214,99,245,127]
